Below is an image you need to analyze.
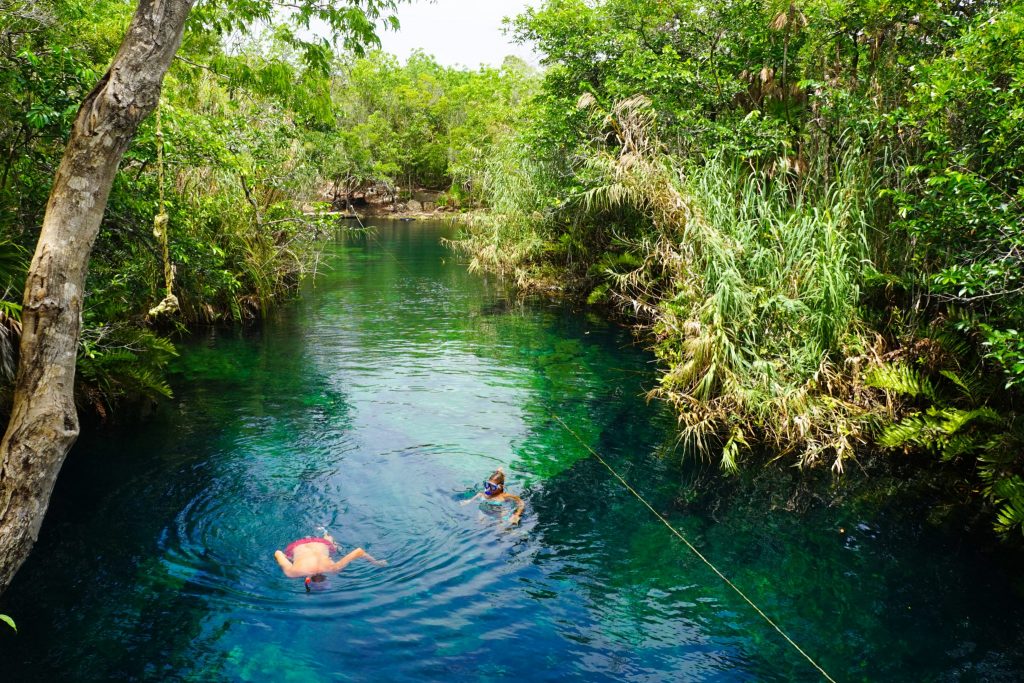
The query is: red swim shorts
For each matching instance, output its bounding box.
[283,537,333,559]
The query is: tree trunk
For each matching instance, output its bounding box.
[0,0,195,595]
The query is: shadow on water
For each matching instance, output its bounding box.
[2,220,1024,681]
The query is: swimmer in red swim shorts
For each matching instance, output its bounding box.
[274,531,386,589]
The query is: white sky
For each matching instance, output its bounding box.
[376,0,541,69]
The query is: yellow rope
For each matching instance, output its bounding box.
[551,413,839,683]
[149,102,178,317]
[155,103,171,297]
[156,103,165,224]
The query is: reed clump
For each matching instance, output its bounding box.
[448,134,561,290]
[458,95,888,471]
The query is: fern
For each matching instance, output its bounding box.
[76,323,178,414]
[864,363,937,400]
[932,326,974,364]
[879,400,1000,460]
[125,366,173,399]
[878,414,938,450]
[991,476,1024,537]
[870,350,1024,539]
[941,406,1001,435]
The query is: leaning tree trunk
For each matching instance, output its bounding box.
[0,0,195,595]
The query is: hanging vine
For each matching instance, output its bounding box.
[148,101,179,318]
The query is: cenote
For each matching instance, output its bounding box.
[2,220,1024,682]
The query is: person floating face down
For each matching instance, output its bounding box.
[462,468,525,525]
[274,532,386,591]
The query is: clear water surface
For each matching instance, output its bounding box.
[1,220,1023,682]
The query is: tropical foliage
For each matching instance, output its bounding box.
[3,0,1023,541]
[454,0,1024,539]
[0,0,530,418]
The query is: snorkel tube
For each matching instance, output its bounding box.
[305,574,327,593]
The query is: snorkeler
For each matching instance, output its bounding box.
[462,468,525,525]
[274,531,386,590]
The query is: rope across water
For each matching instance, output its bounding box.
[551,414,839,683]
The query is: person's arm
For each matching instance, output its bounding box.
[274,550,303,578]
[359,549,388,567]
[330,547,387,572]
[460,492,482,506]
[505,493,525,525]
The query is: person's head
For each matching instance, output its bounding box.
[484,469,505,497]
[305,574,327,592]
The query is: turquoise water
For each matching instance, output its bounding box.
[1,220,1023,681]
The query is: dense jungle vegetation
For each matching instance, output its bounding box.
[453,0,1024,541]
[0,0,531,415]
[1,0,1023,550]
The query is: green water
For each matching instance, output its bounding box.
[1,220,1023,681]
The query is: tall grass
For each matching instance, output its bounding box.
[459,95,887,471]
[645,157,879,472]
[448,132,562,287]
[166,160,322,323]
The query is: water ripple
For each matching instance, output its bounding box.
[4,221,1020,683]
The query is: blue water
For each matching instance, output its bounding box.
[1,220,1023,681]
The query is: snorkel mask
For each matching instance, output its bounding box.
[305,574,327,592]
[484,481,501,496]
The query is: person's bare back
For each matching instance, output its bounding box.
[274,533,385,589]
